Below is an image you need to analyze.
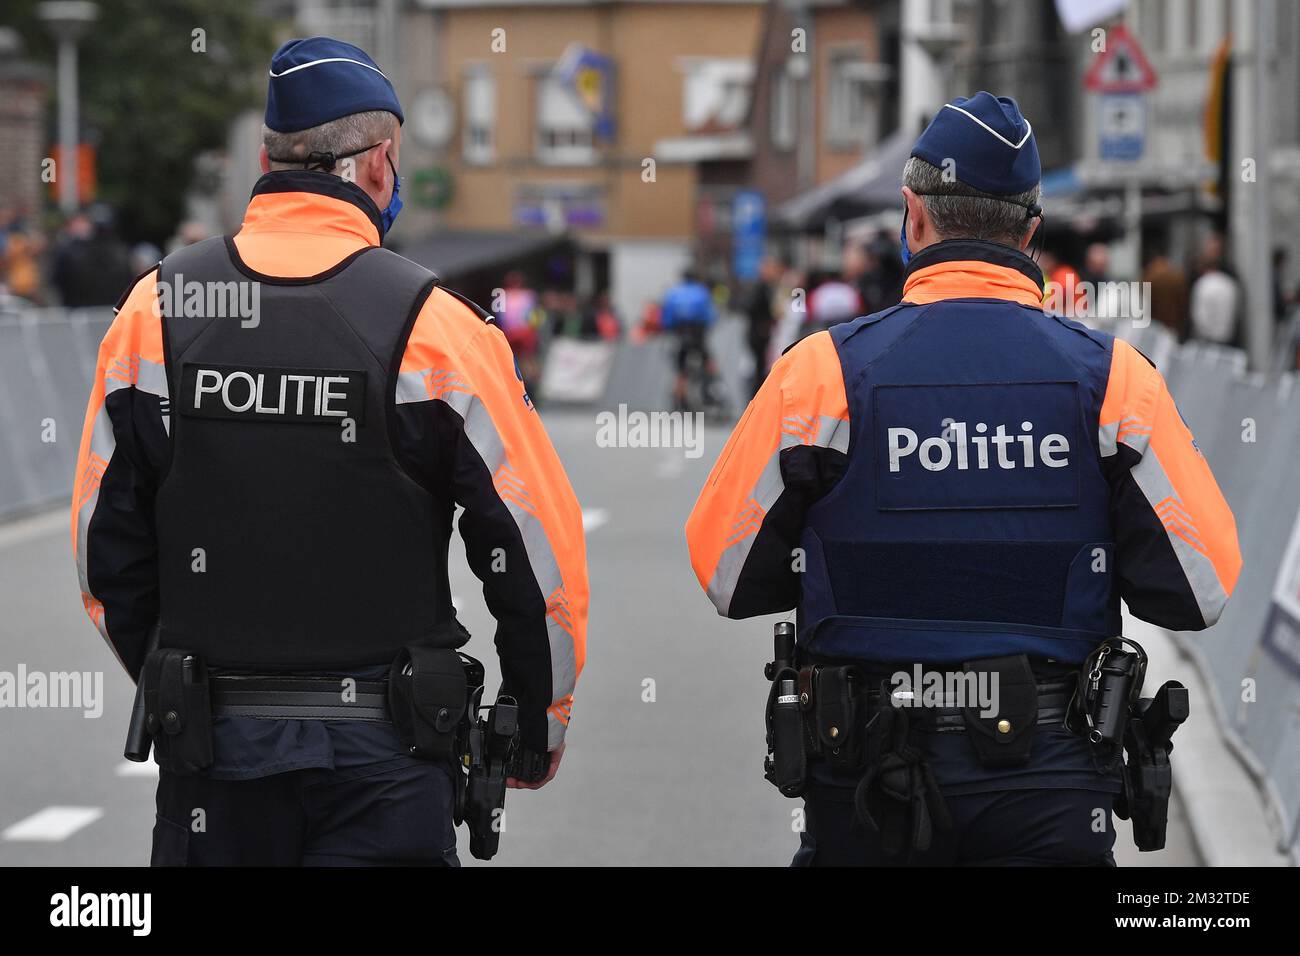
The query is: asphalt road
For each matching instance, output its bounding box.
[0,408,1196,866]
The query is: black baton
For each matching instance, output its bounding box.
[123,624,160,762]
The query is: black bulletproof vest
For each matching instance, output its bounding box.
[154,236,448,669]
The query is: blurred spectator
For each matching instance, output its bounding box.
[1080,242,1110,287]
[856,236,904,314]
[842,243,868,288]
[635,299,662,342]
[0,206,44,303]
[168,220,210,253]
[1142,245,1189,337]
[768,265,806,364]
[1272,247,1299,371]
[547,289,586,339]
[1081,242,1121,324]
[1273,246,1293,325]
[587,290,621,342]
[806,268,861,333]
[497,272,543,392]
[1039,249,1085,318]
[51,208,134,309]
[131,242,164,275]
[1189,235,1240,346]
[743,254,782,395]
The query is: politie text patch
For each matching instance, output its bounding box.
[179,363,366,425]
[873,381,1080,511]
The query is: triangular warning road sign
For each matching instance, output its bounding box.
[1084,24,1158,92]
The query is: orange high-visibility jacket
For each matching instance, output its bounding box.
[72,172,587,752]
[687,240,1241,662]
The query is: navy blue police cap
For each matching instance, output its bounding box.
[265,37,404,133]
[909,92,1039,196]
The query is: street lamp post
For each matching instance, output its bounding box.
[37,1,98,215]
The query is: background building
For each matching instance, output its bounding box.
[404,0,766,321]
[0,29,49,219]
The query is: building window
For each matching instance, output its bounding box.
[535,72,594,165]
[680,57,753,131]
[770,65,796,152]
[827,54,889,148]
[463,68,495,165]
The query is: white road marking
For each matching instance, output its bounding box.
[581,508,608,532]
[3,806,103,841]
[115,760,158,778]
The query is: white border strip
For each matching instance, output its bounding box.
[269,57,388,79]
[942,103,1034,149]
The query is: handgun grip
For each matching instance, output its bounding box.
[1138,680,1189,748]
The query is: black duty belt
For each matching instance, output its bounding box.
[862,678,1074,732]
[210,675,390,721]
[801,666,1078,735]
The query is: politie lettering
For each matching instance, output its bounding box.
[192,367,352,418]
[887,420,1070,472]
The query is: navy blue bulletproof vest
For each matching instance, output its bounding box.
[798,290,1122,665]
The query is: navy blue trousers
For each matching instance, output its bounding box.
[792,721,1122,866]
[150,759,460,866]
[793,784,1118,866]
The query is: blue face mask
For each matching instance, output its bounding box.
[380,152,402,236]
[899,209,911,267]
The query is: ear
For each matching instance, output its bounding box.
[901,186,927,246]
[362,139,390,194]
[259,145,270,174]
[1019,215,1042,253]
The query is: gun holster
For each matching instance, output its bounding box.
[1114,680,1189,851]
[140,648,213,775]
[462,694,519,861]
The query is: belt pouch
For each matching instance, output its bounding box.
[959,654,1036,768]
[388,645,468,760]
[142,648,213,775]
[814,665,864,773]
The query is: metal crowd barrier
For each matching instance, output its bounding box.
[1123,323,1300,860]
[0,308,113,522]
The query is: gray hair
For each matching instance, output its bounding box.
[902,156,1041,246]
[263,110,398,171]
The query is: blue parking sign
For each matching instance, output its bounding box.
[1098,93,1145,161]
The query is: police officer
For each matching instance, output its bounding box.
[72,37,588,866]
[685,92,1241,866]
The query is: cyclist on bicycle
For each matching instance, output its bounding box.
[661,269,720,412]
